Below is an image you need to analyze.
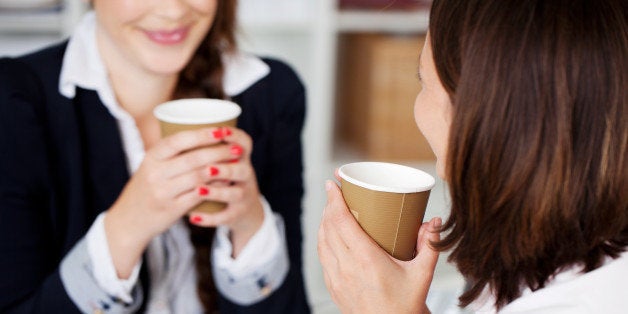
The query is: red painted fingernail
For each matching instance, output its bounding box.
[231,144,243,156]
[223,127,232,136]
[190,215,203,223]
[209,166,219,176]
[212,129,224,139]
[198,186,209,196]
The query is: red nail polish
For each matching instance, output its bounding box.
[209,166,219,176]
[231,144,243,156]
[212,129,224,139]
[224,127,232,136]
[198,186,209,196]
[190,215,203,223]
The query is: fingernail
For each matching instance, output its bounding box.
[223,127,232,136]
[209,166,219,176]
[212,128,224,139]
[198,186,209,196]
[434,217,442,228]
[231,144,243,156]
[190,215,203,223]
[325,180,333,191]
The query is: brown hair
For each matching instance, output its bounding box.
[175,1,237,312]
[174,0,237,100]
[429,0,628,310]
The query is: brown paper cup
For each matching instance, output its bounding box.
[153,98,241,214]
[338,162,435,261]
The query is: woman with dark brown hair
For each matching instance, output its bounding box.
[0,0,309,313]
[319,0,627,313]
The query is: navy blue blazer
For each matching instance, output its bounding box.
[0,43,310,313]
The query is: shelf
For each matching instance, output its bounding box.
[239,19,313,35]
[237,0,313,35]
[337,9,429,34]
[0,1,87,36]
[0,9,63,34]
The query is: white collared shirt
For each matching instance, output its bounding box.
[60,12,287,311]
[470,251,628,313]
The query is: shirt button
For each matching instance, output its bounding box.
[156,300,167,309]
[260,285,272,296]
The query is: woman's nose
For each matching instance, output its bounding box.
[153,0,189,21]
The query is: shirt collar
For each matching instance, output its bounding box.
[59,11,270,100]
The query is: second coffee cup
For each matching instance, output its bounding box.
[338,162,435,261]
[153,98,241,214]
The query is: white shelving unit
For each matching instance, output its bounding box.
[0,0,87,57]
[237,2,339,312]
[338,9,430,33]
[0,0,86,35]
[0,9,64,33]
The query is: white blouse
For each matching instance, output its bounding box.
[470,251,628,313]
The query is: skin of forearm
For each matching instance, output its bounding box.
[103,208,152,279]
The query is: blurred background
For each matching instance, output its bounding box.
[0,0,466,313]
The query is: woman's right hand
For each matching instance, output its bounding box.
[104,127,233,278]
[318,180,441,314]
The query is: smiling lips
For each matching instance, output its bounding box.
[143,27,190,45]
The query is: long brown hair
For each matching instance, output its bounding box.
[429,0,628,310]
[174,1,237,312]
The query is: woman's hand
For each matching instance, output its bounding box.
[318,180,441,314]
[185,127,264,258]
[105,127,237,278]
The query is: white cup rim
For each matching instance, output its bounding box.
[338,162,435,193]
[153,98,241,125]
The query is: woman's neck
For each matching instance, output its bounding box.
[110,69,171,148]
[109,68,177,120]
[108,64,173,148]
[96,29,180,149]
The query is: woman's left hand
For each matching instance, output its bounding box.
[318,180,441,314]
[188,127,264,257]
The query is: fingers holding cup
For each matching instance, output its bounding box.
[338,162,435,261]
[153,98,242,214]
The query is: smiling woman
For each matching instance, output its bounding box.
[0,0,310,313]
[93,0,217,75]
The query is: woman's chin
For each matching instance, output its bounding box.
[139,52,192,76]
[147,62,188,76]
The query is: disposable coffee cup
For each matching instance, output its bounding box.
[153,98,241,214]
[338,162,435,261]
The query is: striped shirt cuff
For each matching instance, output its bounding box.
[211,196,290,305]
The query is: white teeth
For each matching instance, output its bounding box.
[155,32,182,41]
[147,29,186,43]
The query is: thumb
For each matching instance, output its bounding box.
[406,217,441,304]
[413,217,441,271]
[324,180,343,207]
